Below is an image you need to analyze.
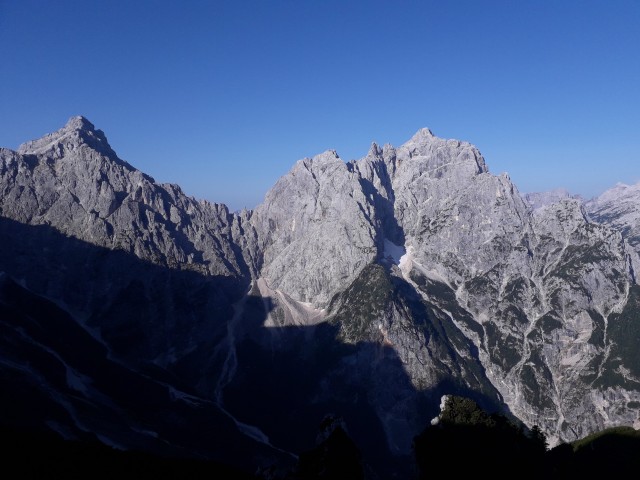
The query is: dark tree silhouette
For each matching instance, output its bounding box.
[286,416,365,480]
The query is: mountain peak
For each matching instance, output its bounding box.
[367,142,382,157]
[64,115,96,132]
[408,127,435,143]
[18,116,117,159]
[399,127,440,151]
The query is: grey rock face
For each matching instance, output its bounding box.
[3,116,256,278]
[2,116,640,467]
[0,117,261,376]
[250,149,379,306]
[248,124,640,448]
[523,188,583,211]
[586,182,640,251]
[494,199,636,445]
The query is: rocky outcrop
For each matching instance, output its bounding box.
[586,181,640,251]
[524,188,583,211]
[250,149,379,306]
[2,116,257,279]
[0,117,260,377]
[245,123,640,448]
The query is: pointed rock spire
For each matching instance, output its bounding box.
[408,127,435,144]
[367,142,382,157]
[18,115,117,159]
[64,115,97,132]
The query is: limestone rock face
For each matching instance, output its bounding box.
[586,182,640,252]
[392,131,529,284]
[2,116,257,278]
[250,149,379,306]
[0,117,260,374]
[523,188,583,211]
[247,124,640,448]
[364,132,640,446]
[2,117,640,471]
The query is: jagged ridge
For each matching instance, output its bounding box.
[1,117,640,476]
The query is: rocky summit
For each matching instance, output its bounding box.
[1,116,640,477]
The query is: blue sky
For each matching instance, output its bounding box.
[1,0,639,211]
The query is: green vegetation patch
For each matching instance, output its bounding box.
[587,309,605,347]
[571,425,640,451]
[539,313,563,335]
[502,304,529,327]
[580,352,604,385]
[593,358,629,389]
[414,395,549,478]
[439,395,497,427]
[502,277,529,305]
[553,242,611,282]
[329,263,393,341]
[410,269,457,305]
[484,323,521,372]
[602,284,640,379]
[464,274,498,298]
[520,363,555,410]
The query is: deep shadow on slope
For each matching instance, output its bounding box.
[0,424,259,480]
[0,217,295,476]
[567,426,640,475]
[0,216,247,384]
[413,396,640,480]
[0,271,299,475]
[222,265,516,479]
[0,217,523,479]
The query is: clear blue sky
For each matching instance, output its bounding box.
[1,0,639,211]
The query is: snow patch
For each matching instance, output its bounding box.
[383,238,406,265]
[398,245,414,276]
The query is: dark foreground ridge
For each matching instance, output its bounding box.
[4,396,640,479]
[1,424,258,480]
